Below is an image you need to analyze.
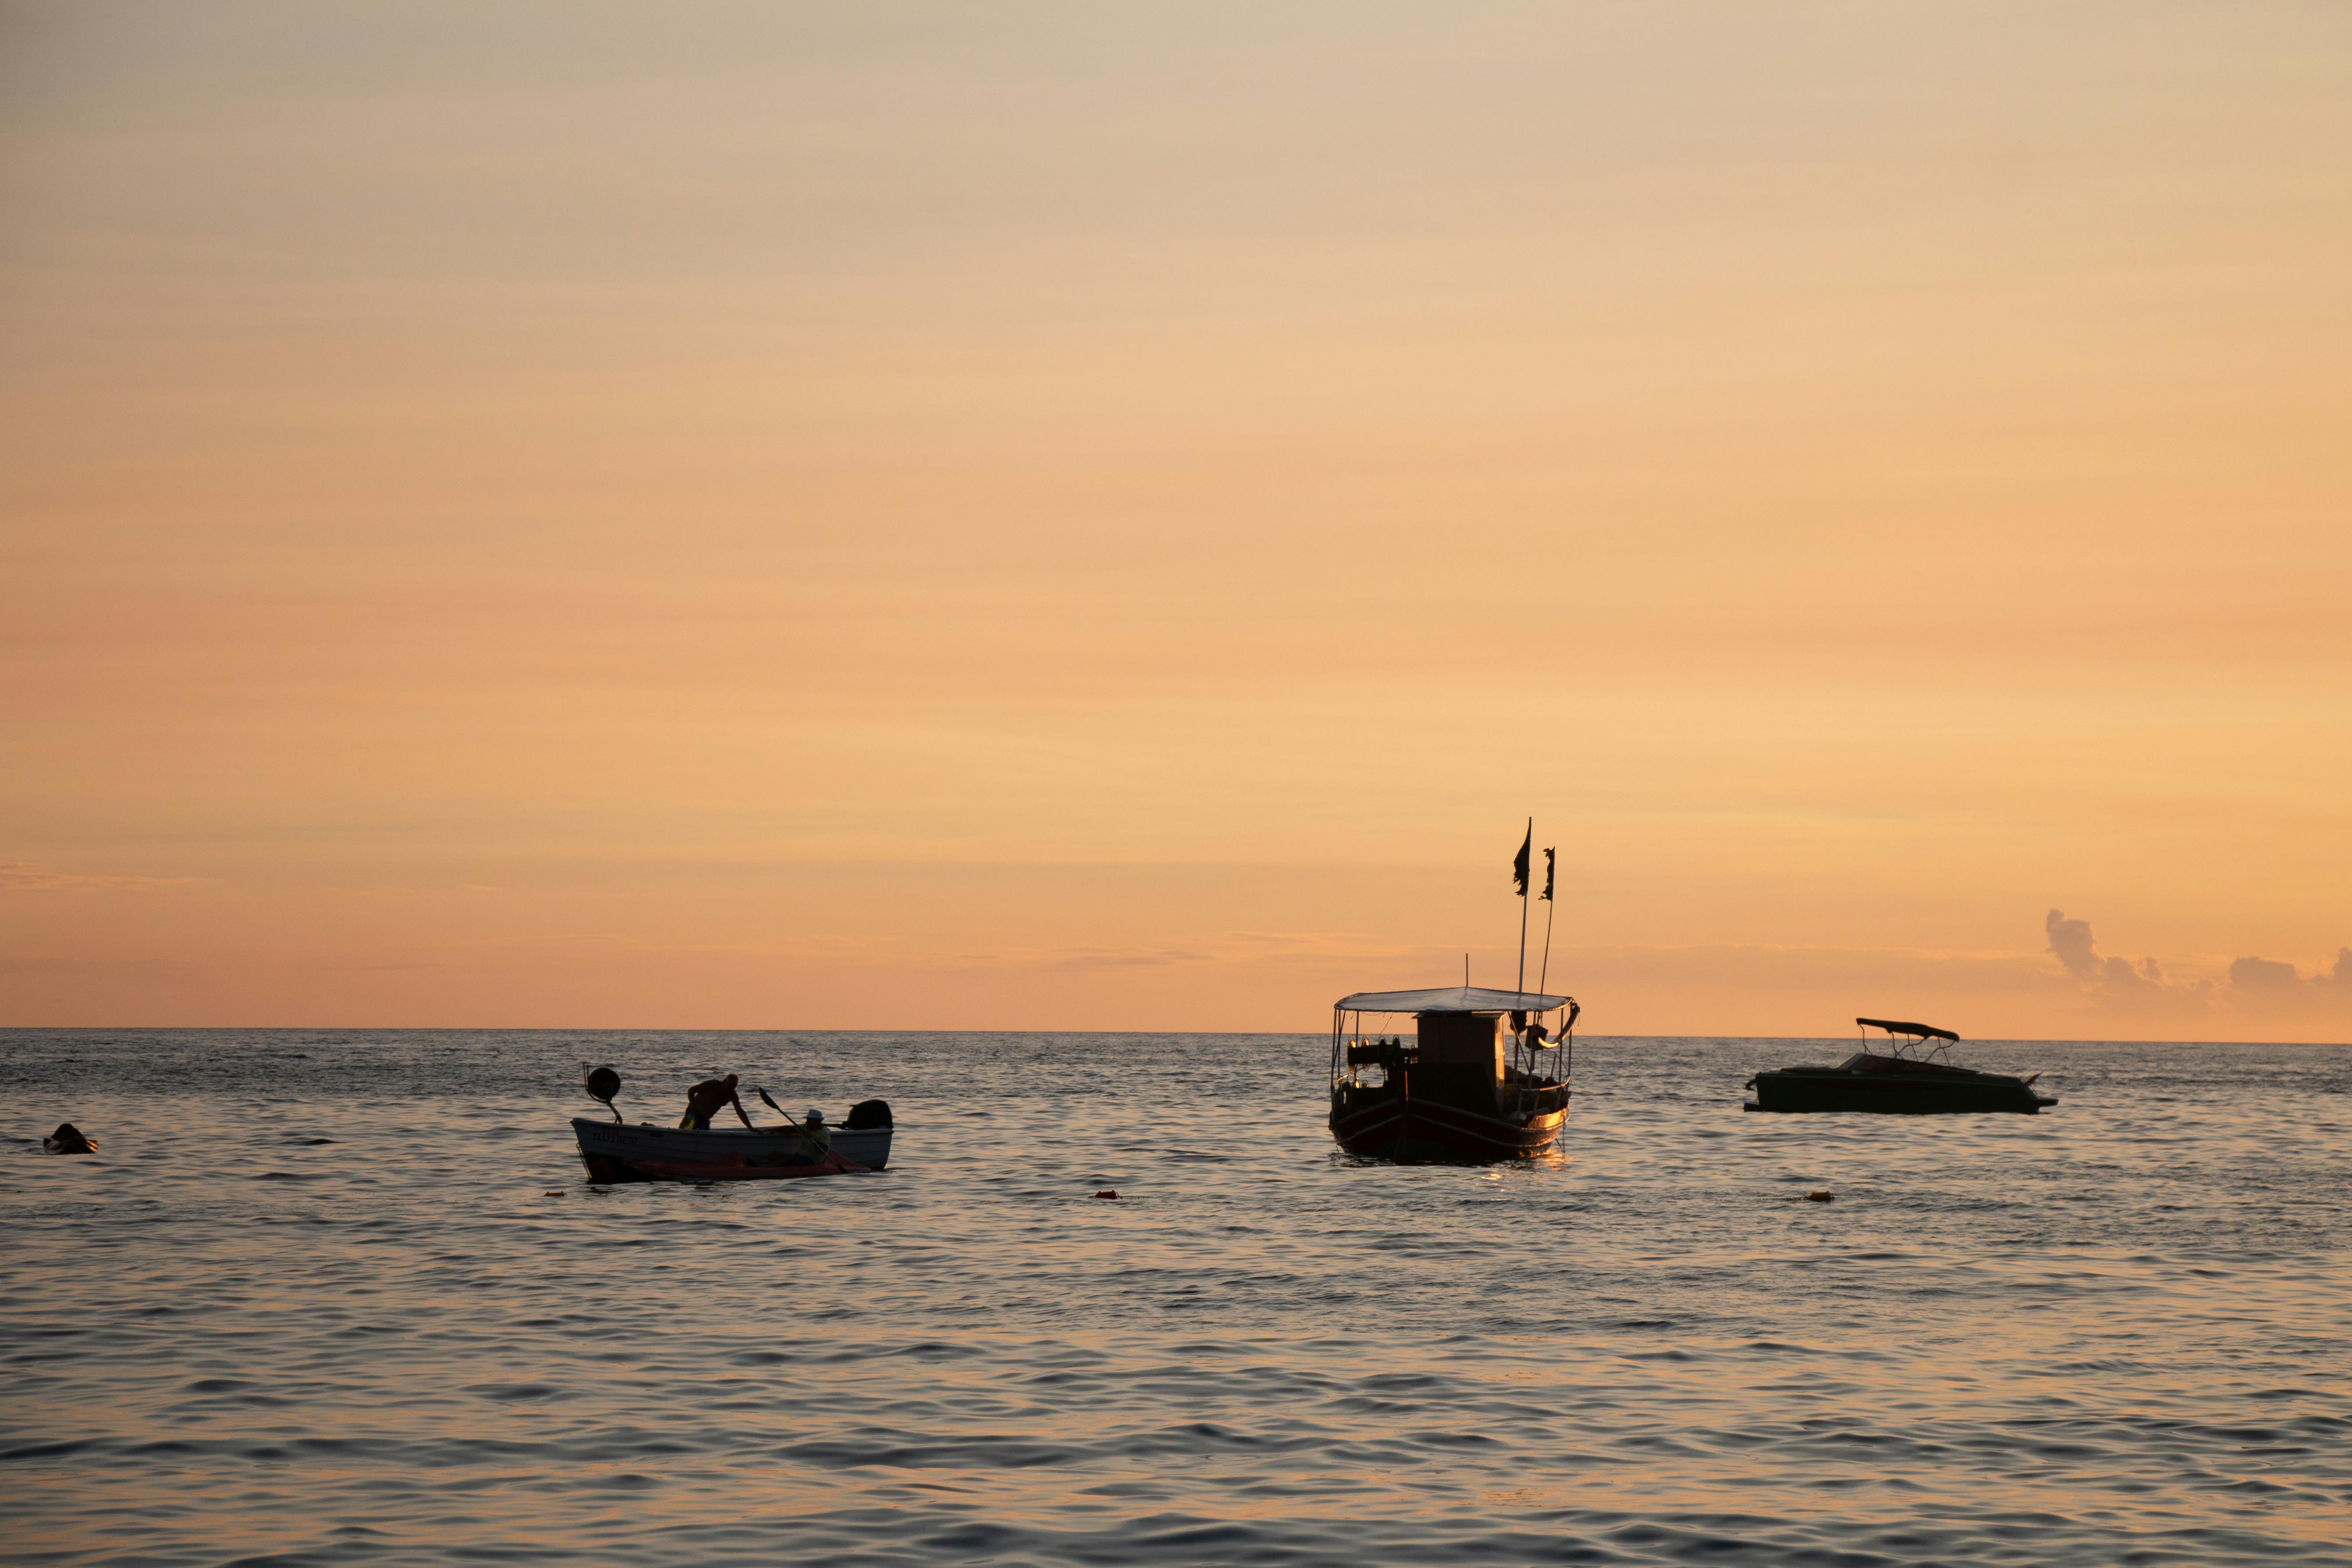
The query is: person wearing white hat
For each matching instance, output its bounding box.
[800,1106,832,1160]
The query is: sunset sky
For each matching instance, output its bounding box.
[4,2,2347,1037]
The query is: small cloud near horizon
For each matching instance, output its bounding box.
[2047,908,2348,1011]
[2229,947,2352,998]
[2042,908,2195,1004]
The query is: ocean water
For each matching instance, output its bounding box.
[3,1029,2347,1567]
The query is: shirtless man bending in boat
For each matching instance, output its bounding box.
[679,1073,753,1130]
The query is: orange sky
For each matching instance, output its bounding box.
[4,3,2348,1037]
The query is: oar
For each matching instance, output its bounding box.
[756,1087,852,1170]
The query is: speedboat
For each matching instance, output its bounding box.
[1744,1018,2056,1114]
[1329,987,1577,1160]
[569,1066,895,1182]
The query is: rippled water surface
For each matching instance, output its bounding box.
[4,1030,2348,1566]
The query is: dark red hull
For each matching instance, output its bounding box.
[1329,1094,1567,1161]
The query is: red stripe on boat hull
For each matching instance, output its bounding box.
[577,1149,866,1183]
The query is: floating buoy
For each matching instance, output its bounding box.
[1804,1190,1834,1203]
[543,1190,565,1197]
[43,1123,95,1155]
[1093,1189,1119,1200]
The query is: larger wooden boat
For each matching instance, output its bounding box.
[1329,986,1577,1161]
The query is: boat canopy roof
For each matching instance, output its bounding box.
[1336,985,1573,1015]
[1857,1016,1959,1042]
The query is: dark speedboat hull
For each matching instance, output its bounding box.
[1329,1095,1567,1161]
[571,1118,890,1182]
[1746,1070,2053,1115]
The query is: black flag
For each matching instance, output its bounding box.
[1542,847,1556,902]
[1512,824,1531,895]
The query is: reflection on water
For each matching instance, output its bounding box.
[3,1030,2347,1565]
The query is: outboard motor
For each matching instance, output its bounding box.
[844,1098,893,1131]
[583,1065,623,1123]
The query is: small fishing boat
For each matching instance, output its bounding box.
[1744,1018,2057,1114]
[569,1066,895,1182]
[1329,986,1577,1161]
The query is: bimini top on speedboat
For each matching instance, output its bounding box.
[1329,986,1578,1161]
[1744,1018,2056,1115]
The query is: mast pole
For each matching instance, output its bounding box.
[1537,844,1559,995]
[1538,885,1556,997]
[1515,816,1531,995]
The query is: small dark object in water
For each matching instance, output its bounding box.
[543,1190,565,1197]
[1804,1190,1835,1203]
[845,1098,893,1131]
[43,1123,95,1155]
[1094,1189,1119,1200]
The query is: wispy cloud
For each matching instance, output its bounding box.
[0,863,197,893]
[950,928,1434,975]
[1050,948,1216,970]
